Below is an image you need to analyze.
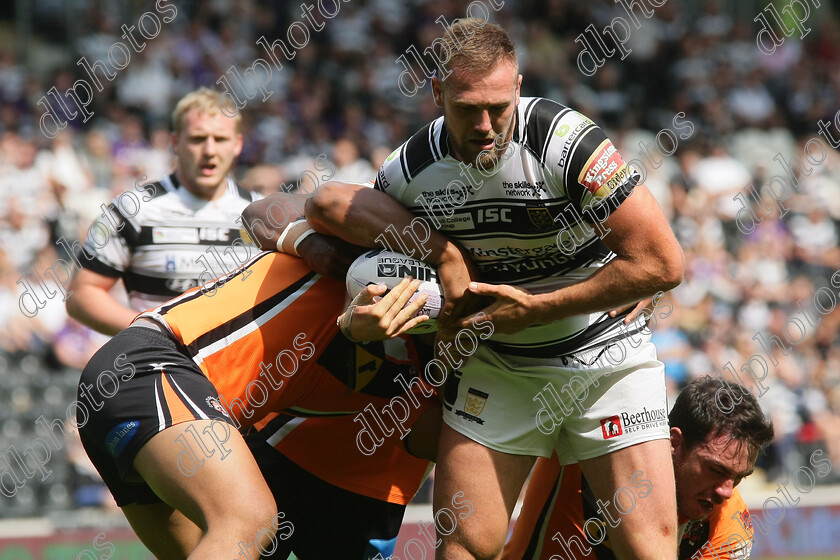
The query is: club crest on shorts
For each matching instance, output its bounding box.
[600,415,623,439]
[465,388,488,415]
[206,396,230,417]
[455,388,489,425]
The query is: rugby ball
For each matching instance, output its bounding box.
[346,249,443,334]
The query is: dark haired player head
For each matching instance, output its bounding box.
[669,375,774,520]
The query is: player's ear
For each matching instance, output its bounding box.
[233,132,244,157]
[431,76,444,108]
[670,427,683,455]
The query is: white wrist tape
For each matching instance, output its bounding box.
[293,228,318,254]
[276,218,309,256]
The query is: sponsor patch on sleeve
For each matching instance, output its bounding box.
[578,139,629,199]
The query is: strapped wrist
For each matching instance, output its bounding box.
[276,218,314,256]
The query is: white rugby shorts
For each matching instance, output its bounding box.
[441,339,669,461]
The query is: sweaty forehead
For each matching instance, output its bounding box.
[696,433,756,473]
[443,61,519,103]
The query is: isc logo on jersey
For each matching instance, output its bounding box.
[198,227,230,242]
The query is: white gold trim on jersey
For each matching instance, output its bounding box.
[541,111,567,164]
[521,98,539,146]
[429,121,442,161]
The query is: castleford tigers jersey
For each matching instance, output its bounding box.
[374,98,645,355]
[503,457,754,560]
[80,173,259,311]
[139,251,430,428]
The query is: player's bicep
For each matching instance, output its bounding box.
[597,185,679,261]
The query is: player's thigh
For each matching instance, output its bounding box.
[122,502,201,560]
[434,424,535,560]
[579,438,677,560]
[563,342,675,559]
[133,420,277,534]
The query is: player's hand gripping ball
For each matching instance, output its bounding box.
[346,250,444,334]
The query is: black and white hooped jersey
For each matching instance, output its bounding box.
[79,173,260,312]
[374,97,647,355]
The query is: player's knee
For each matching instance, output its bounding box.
[441,520,507,560]
[442,540,504,560]
[250,499,279,534]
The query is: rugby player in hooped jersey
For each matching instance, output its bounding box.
[502,375,774,560]
[305,20,685,560]
[66,87,259,334]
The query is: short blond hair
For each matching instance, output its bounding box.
[438,20,518,80]
[171,87,242,134]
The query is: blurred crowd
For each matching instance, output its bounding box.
[2,0,840,513]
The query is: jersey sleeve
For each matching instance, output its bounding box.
[372,144,408,201]
[546,108,639,219]
[78,202,136,278]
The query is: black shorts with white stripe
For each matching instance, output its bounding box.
[78,325,234,506]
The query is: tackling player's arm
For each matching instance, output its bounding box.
[66,270,139,336]
[306,181,480,321]
[241,191,366,280]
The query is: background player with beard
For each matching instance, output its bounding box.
[503,375,775,560]
[305,20,685,560]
